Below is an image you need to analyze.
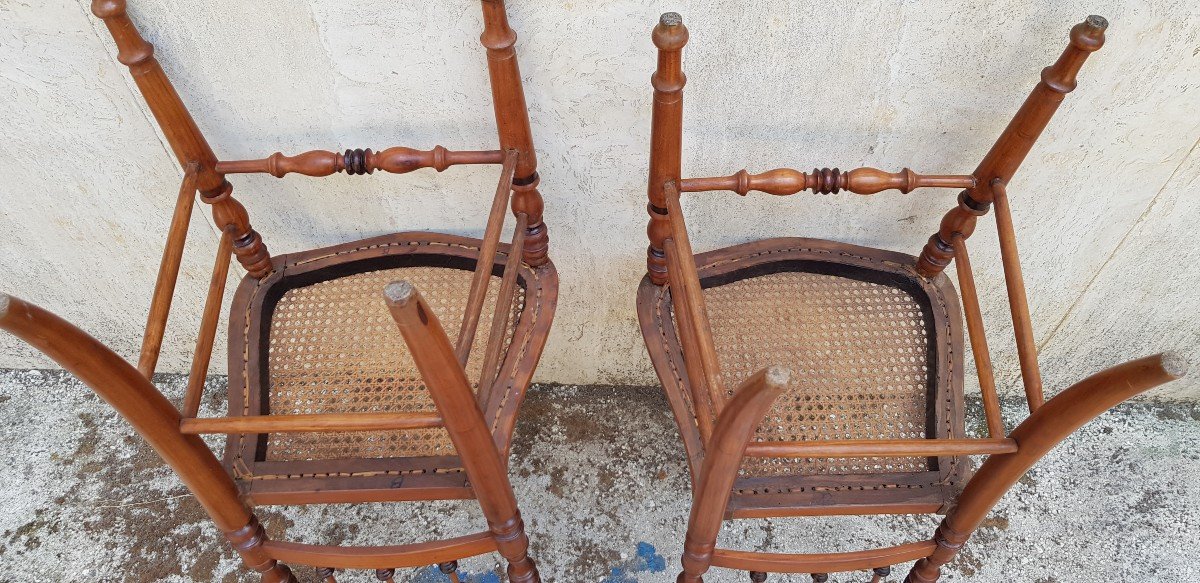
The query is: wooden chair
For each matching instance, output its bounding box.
[637,12,1188,583]
[0,1,555,581]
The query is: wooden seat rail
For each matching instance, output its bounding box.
[743,438,1017,458]
[262,531,498,570]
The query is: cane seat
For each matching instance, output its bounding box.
[225,232,557,506]
[639,238,969,516]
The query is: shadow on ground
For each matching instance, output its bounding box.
[1,371,1198,581]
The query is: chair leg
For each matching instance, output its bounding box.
[676,368,791,583]
[871,565,892,582]
[224,516,297,583]
[384,281,540,583]
[904,354,1184,582]
[439,560,462,583]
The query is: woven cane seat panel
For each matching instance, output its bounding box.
[696,269,934,477]
[263,265,523,462]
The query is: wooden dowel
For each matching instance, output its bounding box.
[138,163,199,379]
[992,180,1045,412]
[665,238,716,441]
[182,229,232,417]
[951,236,1005,438]
[664,182,727,411]
[215,147,506,178]
[181,411,444,435]
[679,167,975,196]
[744,438,1018,458]
[478,212,528,404]
[456,150,519,366]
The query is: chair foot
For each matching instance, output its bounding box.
[749,571,767,582]
[439,561,462,583]
[811,574,829,583]
[905,559,941,583]
[677,573,703,583]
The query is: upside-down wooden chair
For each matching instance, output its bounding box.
[637,13,1187,583]
[0,1,556,581]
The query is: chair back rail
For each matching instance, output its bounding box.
[950,235,1005,437]
[457,151,520,366]
[664,182,727,418]
[680,167,975,196]
[139,163,199,378]
[215,147,506,178]
[182,228,233,417]
[991,180,1045,411]
[664,239,717,441]
[479,212,529,414]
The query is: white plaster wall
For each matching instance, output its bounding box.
[1,1,1198,399]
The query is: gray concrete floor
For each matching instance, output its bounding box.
[1,370,1198,582]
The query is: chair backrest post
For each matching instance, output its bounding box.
[916,15,1106,277]
[0,294,294,580]
[479,0,549,266]
[646,13,689,285]
[90,0,271,278]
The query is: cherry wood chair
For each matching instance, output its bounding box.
[0,1,556,581]
[637,12,1187,583]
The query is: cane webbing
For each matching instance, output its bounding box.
[676,270,938,477]
[263,265,524,461]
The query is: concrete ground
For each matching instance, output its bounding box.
[1,370,1198,582]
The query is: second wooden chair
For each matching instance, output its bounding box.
[638,12,1186,583]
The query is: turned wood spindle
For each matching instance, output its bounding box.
[90,0,271,278]
[646,12,689,285]
[916,15,1107,277]
[214,147,507,178]
[679,167,976,196]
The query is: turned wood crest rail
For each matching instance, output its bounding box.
[215,147,507,178]
[680,167,976,196]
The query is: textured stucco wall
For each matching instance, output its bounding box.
[1,1,1198,398]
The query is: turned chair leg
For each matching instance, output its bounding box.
[871,566,892,583]
[384,281,540,583]
[439,561,462,583]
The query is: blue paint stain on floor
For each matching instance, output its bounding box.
[602,542,667,582]
[413,566,501,583]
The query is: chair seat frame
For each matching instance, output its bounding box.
[639,12,1187,583]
